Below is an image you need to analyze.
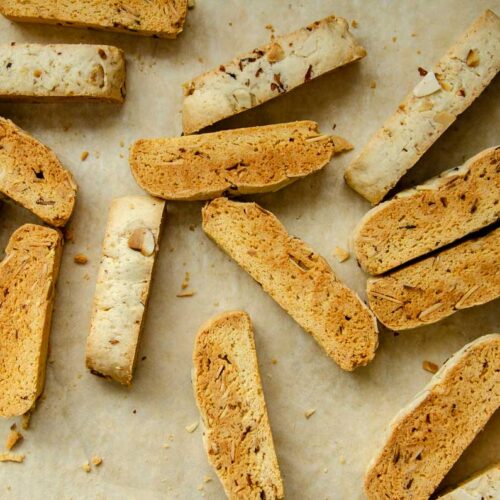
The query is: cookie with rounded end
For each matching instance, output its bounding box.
[438,462,499,499]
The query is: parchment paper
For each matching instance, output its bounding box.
[0,1,499,499]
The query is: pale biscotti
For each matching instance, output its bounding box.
[193,311,284,500]
[0,43,126,102]
[365,334,500,500]
[202,198,378,371]
[86,196,165,385]
[0,117,77,227]
[0,1,188,38]
[345,10,500,204]
[439,462,499,499]
[182,15,366,134]
[353,146,500,275]
[367,227,500,330]
[0,224,63,418]
[130,121,352,201]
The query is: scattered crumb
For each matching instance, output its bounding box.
[422,360,439,374]
[187,0,195,8]
[197,57,204,63]
[80,151,89,161]
[133,409,137,414]
[83,273,90,281]
[21,413,31,430]
[141,356,147,361]
[185,422,199,433]
[197,484,204,491]
[168,433,174,442]
[63,226,75,243]
[334,247,350,262]
[176,290,195,298]
[119,140,125,147]
[228,22,232,27]
[91,456,102,467]
[416,49,421,54]
[5,430,23,450]
[392,36,397,43]
[332,123,337,130]
[74,253,88,265]
[351,20,358,28]
[163,443,170,449]
[370,80,377,89]
[181,272,190,290]
[189,224,196,231]
[0,453,24,463]
[411,32,417,37]
[82,461,91,473]
[323,468,328,473]
[305,409,316,419]
[203,475,212,483]
[271,358,278,365]
[10,423,16,431]
[339,456,346,464]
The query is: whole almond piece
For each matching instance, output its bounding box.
[128,228,156,257]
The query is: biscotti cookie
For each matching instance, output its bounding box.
[86,196,165,385]
[0,44,126,102]
[345,10,500,204]
[0,224,63,417]
[202,198,378,371]
[0,1,188,38]
[353,146,500,275]
[365,334,500,500]
[130,121,352,201]
[0,117,77,227]
[439,462,499,499]
[367,227,500,330]
[182,15,366,134]
[193,311,284,499]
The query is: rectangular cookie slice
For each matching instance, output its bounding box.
[0,224,63,417]
[345,9,500,204]
[193,311,284,499]
[0,1,188,38]
[353,146,499,275]
[86,196,165,385]
[367,227,500,330]
[0,117,77,227]
[365,334,500,500]
[130,121,352,200]
[182,15,366,134]
[439,462,499,499]
[202,198,378,371]
[0,44,126,102]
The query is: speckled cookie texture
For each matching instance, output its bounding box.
[130,121,352,200]
[193,311,284,499]
[365,334,500,500]
[345,9,500,204]
[202,197,378,371]
[86,196,165,385]
[0,224,63,418]
[0,0,188,38]
[182,15,366,133]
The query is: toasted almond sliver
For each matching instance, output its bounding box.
[333,246,350,262]
[370,291,403,304]
[185,422,199,433]
[418,302,444,320]
[422,360,439,374]
[305,134,331,143]
[466,49,479,67]
[413,72,441,97]
[455,284,480,309]
[0,453,25,463]
[305,408,316,419]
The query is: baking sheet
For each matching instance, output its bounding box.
[0,1,499,498]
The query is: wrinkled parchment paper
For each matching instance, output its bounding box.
[0,1,499,498]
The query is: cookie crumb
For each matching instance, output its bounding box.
[271,358,278,365]
[189,224,196,231]
[82,461,91,473]
[305,409,316,419]
[339,455,346,464]
[181,272,190,290]
[351,20,359,28]
[74,254,88,265]
[323,467,328,473]
[91,456,102,467]
[203,475,212,483]
[370,80,377,89]
[334,247,350,262]
[197,484,204,491]
[21,413,31,430]
[5,430,22,451]
[392,36,397,43]
[0,453,24,463]
[81,151,89,161]
[177,290,195,298]
[185,422,199,433]
[422,360,439,374]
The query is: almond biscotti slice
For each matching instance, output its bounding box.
[345,10,500,204]
[0,1,187,38]
[0,224,63,418]
[367,227,500,330]
[85,196,165,385]
[365,334,500,500]
[0,117,77,227]
[182,15,366,134]
[353,146,500,275]
[130,121,352,201]
[202,198,378,371]
[439,462,499,499]
[0,44,126,102]
[193,311,284,499]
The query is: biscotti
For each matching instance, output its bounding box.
[0,117,77,227]
[0,44,126,102]
[193,311,284,499]
[365,334,500,500]
[202,198,378,371]
[130,121,352,201]
[85,196,165,385]
[0,1,188,38]
[0,224,63,417]
[439,463,499,499]
[367,227,500,330]
[182,15,366,134]
[345,10,500,204]
[353,146,500,275]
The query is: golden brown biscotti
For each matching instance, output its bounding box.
[193,311,284,499]
[438,462,500,499]
[345,10,500,204]
[182,15,366,134]
[0,0,188,38]
[353,146,500,275]
[0,117,77,227]
[130,121,352,201]
[85,196,165,385]
[367,227,500,330]
[0,224,63,418]
[0,44,126,102]
[365,334,500,500]
[202,198,379,371]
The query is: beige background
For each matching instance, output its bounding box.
[0,1,499,498]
